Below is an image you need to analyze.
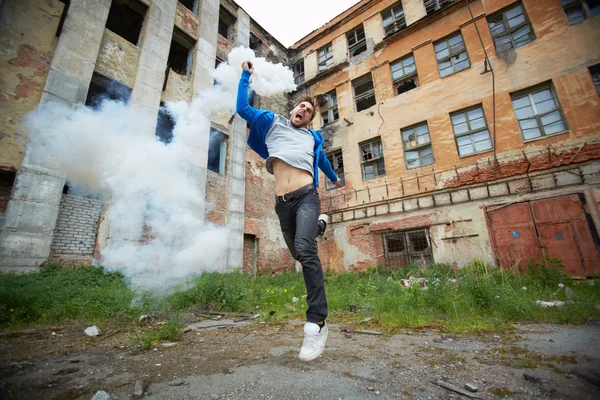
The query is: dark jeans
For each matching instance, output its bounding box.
[275,189,328,323]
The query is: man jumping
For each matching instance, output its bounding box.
[236,60,341,361]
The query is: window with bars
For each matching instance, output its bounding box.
[381,2,406,36]
[320,90,339,125]
[360,139,385,180]
[318,43,333,72]
[347,25,367,58]
[424,0,456,14]
[511,84,568,141]
[353,73,376,112]
[390,54,419,95]
[326,150,345,190]
[487,2,535,53]
[434,32,470,78]
[450,106,493,157]
[292,61,305,84]
[384,229,433,267]
[590,64,600,95]
[561,0,600,25]
[402,123,435,169]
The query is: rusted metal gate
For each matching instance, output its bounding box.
[487,194,600,277]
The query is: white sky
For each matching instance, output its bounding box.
[234,0,362,47]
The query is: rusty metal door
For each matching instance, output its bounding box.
[531,195,599,277]
[487,194,600,277]
[487,203,542,268]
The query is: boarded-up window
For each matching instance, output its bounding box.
[434,32,469,78]
[487,2,535,53]
[450,105,493,156]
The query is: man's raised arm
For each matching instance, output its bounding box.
[236,61,258,123]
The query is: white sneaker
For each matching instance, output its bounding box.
[316,214,329,242]
[299,322,328,362]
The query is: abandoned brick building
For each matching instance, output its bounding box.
[1,0,599,277]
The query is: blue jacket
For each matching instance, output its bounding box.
[236,70,338,188]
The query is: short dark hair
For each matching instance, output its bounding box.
[293,96,318,121]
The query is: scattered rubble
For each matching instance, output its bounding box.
[464,383,478,392]
[90,391,113,400]
[536,301,565,308]
[84,326,100,337]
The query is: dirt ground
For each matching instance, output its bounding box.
[1,318,599,400]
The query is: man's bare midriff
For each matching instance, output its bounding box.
[272,158,313,196]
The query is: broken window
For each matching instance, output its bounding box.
[511,83,568,141]
[168,28,196,76]
[381,2,406,36]
[402,122,435,169]
[384,229,433,267]
[85,73,132,109]
[179,0,198,14]
[424,0,456,14]
[105,0,147,46]
[208,128,227,175]
[155,103,175,144]
[434,32,470,78]
[352,73,376,112]
[590,64,600,95]
[360,138,385,180]
[561,0,600,25]
[249,32,261,51]
[390,54,419,95]
[218,7,236,41]
[320,90,339,125]
[347,25,367,58]
[326,150,345,190]
[292,61,305,84]
[487,2,535,53]
[451,105,493,157]
[318,43,333,72]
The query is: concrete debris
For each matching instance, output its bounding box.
[398,277,428,288]
[354,330,382,336]
[161,342,177,347]
[84,326,100,337]
[536,300,565,308]
[523,372,543,384]
[367,386,375,391]
[184,320,237,331]
[90,391,113,400]
[431,380,482,398]
[375,390,381,395]
[133,379,147,398]
[464,383,478,392]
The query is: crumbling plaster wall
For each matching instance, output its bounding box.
[95,29,140,89]
[0,0,64,172]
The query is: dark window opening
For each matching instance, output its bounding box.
[293,61,305,84]
[208,128,227,175]
[155,103,175,144]
[62,184,69,195]
[105,0,147,46]
[168,28,195,76]
[384,229,433,268]
[326,150,345,190]
[347,25,367,58]
[218,7,236,41]
[0,170,16,214]
[561,0,600,25]
[55,0,70,37]
[179,0,198,14]
[590,64,600,95]
[85,73,132,109]
[353,74,376,112]
[249,32,261,51]
[360,138,385,180]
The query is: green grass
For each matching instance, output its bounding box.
[1,259,599,335]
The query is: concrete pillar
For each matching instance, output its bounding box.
[106,0,178,245]
[225,8,250,271]
[0,0,112,272]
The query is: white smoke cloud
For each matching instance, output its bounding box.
[25,47,295,294]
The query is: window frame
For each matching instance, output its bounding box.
[590,64,600,95]
[317,43,334,72]
[510,83,569,142]
[450,105,494,157]
[390,53,419,96]
[560,0,600,25]
[383,228,433,267]
[401,122,435,169]
[292,60,305,84]
[207,127,228,175]
[487,2,535,53]
[352,73,377,112]
[433,31,470,78]
[320,89,339,125]
[326,150,345,190]
[359,138,386,180]
[218,6,236,41]
[347,25,367,58]
[381,2,406,36]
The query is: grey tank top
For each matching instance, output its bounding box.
[265,115,315,176]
